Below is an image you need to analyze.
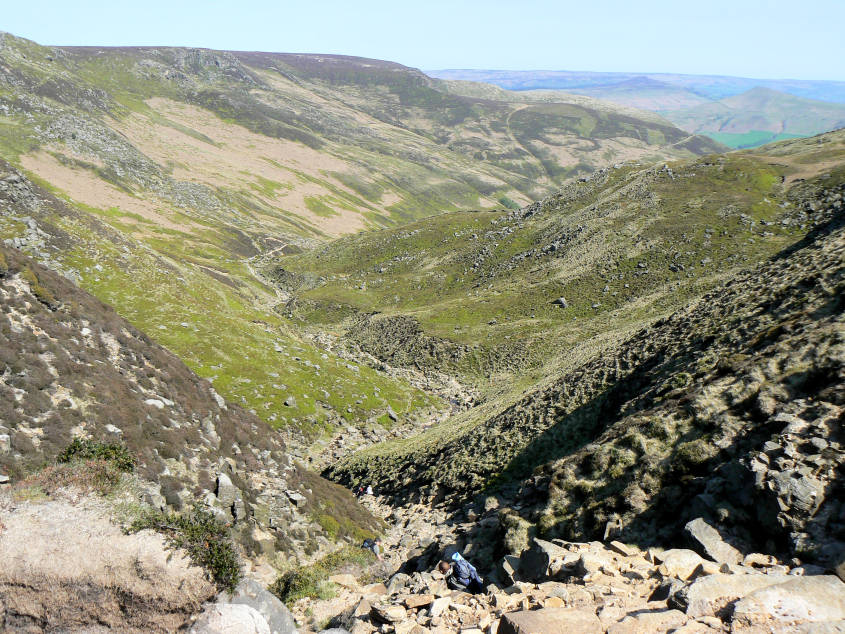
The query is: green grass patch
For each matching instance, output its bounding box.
[270,545,375,605]
[305,196,339,218]
[704,130,804,150]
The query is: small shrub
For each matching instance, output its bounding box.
[668,372,693,391]
[0,250,8,277]
[58,438,135,472]
[499,508,534,555]
[607,447,637,479]
[674,438,717,473]
[20,267,58,309]
[498,196,521,210]
[645,417,673,440]
[316,513,341,539]
[130,506,242,591]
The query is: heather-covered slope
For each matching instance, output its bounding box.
[0,245,380,562]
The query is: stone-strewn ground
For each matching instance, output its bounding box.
[291,495,845,633]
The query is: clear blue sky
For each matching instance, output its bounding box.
[3,0,844,81]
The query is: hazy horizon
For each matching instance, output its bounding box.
[2,0,844,82]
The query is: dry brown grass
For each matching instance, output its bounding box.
[20,149,188,231]
[12,459,124,499]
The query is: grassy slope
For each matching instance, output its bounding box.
[310,130,845,494]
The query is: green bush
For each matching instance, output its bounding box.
[0,250,8,277]
[498,195,521,210]
[270,545,375,605]
[316,513,341,539]
[130,506,242,591]
[58,438,135,472]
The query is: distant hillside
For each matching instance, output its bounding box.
[561,76,712,110]
[276,130,844,403]
[661,87,845,148]
[427,69,845,103]
[430,70,845,148]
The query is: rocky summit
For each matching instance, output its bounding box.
[0,23,844,634]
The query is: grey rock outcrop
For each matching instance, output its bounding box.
[190,603,270,634]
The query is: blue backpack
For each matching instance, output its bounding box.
[450,552,480,584]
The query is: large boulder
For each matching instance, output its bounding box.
[519,540,556,580]
[656,549,708,580]
[684,518,742,565]
[190,603,270,634]
[0,497,216,632]
[731,576,845,628]
[218,578,297,634]
[498,607,602,634]
[371,604,406,624]
[216,473,237,508]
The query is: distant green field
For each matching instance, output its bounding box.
[704,130,804,149]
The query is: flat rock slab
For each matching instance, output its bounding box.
[371,604,406,623]
[675,573,791,617]
[685,518,742,565]
[328,574,359,589]
[607,608,687,634]
[404,594,434,609]
[499,607,602,634]
[792,621,845,633]
[361,582,388,596]
[732,576,845,628]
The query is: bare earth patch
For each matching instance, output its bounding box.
[0,491,215,632]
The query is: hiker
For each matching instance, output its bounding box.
[355,484,365,497]
[361,537,384,561]
[437,552,484,594]
[366,484,373,496]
